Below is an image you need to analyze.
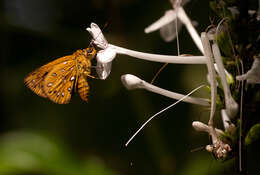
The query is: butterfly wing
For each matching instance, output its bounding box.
[43,58,77,104]
[24,56,74,98]
[24,67,49,98]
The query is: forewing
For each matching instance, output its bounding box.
[24,55,73,98]
[77,75,89,102]
[43,59,77,104]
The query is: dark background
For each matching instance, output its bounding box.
[1,0,254,175]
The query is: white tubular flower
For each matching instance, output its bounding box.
[87,23,207,66]
[145,4,204,54]
[121,74,209,106]
[236,56,260,84]
[86,23,114,79]
[212,43,238,119]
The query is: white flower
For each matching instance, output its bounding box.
[87,23,115,79]
[86,23,208,80]
[145,3,203,54]
[87,23,207,65]
[236,56,260,84]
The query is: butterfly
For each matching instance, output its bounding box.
[24,46,97,104]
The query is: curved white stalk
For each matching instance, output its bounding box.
[121,74,209,106]
[192,121,224,136]
[212,43,238,119]
[201,33,232,159]
[109,44,206,64]
[201,32,217,129]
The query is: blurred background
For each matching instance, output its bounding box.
[2,0,258,175]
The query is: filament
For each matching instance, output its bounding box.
[125,84,205,147]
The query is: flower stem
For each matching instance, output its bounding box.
[109,44,206,64]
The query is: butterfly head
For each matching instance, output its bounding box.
[83,46,96,60]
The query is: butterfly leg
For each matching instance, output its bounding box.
[87,74,98,79]
[74,59,80,93]
[82,70,99,79]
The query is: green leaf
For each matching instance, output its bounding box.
[245,124,260,146]
[216,32,233,57]
[0,131,118,175]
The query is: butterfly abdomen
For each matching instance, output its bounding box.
[77,76,89,102]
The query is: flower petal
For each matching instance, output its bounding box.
[95,47,116,79]
[159,20,182,42]
[96,61,112,80]
[86,23,108,49]
[145,10,177,33]
[96,47,116,63]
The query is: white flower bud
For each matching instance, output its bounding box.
[121,74,144,90]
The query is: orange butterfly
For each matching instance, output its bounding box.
[24,46,96,104]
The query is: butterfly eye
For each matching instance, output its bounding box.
[87,48,93,53]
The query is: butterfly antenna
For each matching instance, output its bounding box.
[125,84,205,147]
